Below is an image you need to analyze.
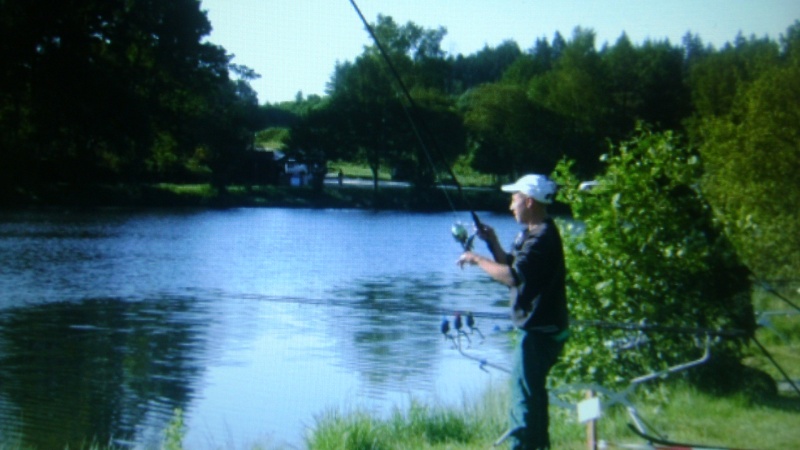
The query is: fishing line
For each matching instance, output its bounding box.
[750,336,800,396]
[754,277,800,313]
[348,0,478,225]
[208,288,751,338]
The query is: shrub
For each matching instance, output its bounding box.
[552,127,755,390]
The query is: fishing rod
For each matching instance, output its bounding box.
[347,0,485,240]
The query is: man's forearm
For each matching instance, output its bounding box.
[486,239,509,264]
[475,255,515,287]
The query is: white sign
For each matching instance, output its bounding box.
[577,397,602,423]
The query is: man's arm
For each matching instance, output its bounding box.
[457,252,516,287]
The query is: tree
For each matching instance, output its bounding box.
[450,40,522,93]
[687,34,780,120]
[320,15,467,191]
[602,35,690,136]
[529,27,608,131]
[686,22,800,279]
[552,127,755,389]
[527,27,610,176]
[501,38,556,85]
[0,0,247,190]
[325,55,399,191]
[460,83,563,180]
[697,63,800,279]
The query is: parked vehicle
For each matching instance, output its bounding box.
[284,159,308,177]
[283,159,308,186]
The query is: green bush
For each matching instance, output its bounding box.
[552,127,756,390]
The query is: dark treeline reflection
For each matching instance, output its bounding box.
[0,296,210,448]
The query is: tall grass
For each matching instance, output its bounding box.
[303,379,799,450]
[304,386,509,450]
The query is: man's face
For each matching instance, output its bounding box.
[509,192,532,224]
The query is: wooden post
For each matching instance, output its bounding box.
[586,390,597,450]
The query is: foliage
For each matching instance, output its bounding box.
[694,31,800,279]
[687,33,781,120]
[449,40,522,93]
[162,408,186,450]
[315,16,467,191]
[459,83,563,179]
[529,28,608,134]
[552,127,755,389]
[0,0,263,189]
[602,36,690,133]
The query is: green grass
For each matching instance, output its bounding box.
[299,380,799,450]
[305,387,508,450]
[154,183,218,197]
[746,285,800,384]
[329,162,392,181]
[328,159,498,187]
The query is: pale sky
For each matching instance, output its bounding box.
[200,0,799,104]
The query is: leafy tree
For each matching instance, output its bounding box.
[325,55,399,190]
[687,34,780,120]
[529,27,608,131]
[526,27,610,176]
[552,127,754,389]
[602,35,690,136]
[391,87,466,187]
[287,97,347,163]
[0,0,251,190]
[501,37,557,85]
[321,15,467,190]
[697,63,800,279]
[599,33,641,141]
[681,32,712,68]
[450,40,522,93]
[460,83,563,180]
[687,22,800,279]
[782,20,800,64]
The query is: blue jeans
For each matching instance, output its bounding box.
[509,330,565,450]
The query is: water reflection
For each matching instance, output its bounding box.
[327,272,509,401]
[0,296,212,448]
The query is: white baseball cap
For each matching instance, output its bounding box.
[501,174,558,204]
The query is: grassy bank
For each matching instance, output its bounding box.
[301,380,799,450]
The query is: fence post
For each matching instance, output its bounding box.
[586,390,598,450]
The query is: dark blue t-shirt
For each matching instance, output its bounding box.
[507,217,569,332]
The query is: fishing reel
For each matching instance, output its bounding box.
[452,211,484,251]
[451,221,476,251]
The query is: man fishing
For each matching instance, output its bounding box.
[457,174,569,450]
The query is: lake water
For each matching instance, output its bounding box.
[0,207,525,449]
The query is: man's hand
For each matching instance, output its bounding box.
[475,223,498,245]
[457,251,480,269]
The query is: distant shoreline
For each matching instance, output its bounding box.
[1,182,545,214]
